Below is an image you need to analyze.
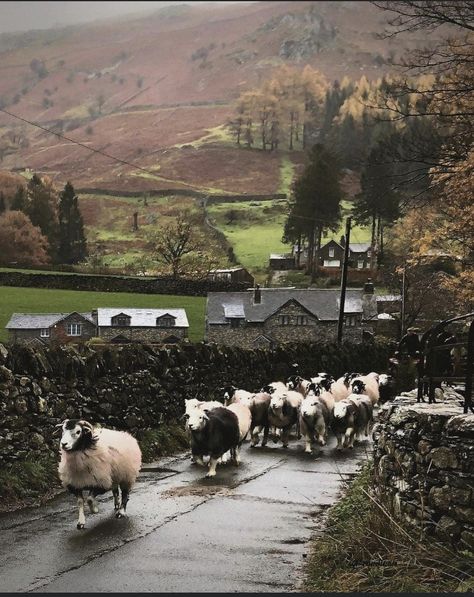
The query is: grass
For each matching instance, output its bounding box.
[278,154,295,196]
[0,286,206,342]
[303,464,474,593]
[0,423,189,512]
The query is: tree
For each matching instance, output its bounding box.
[370,1,474,185]
[0,211,50,267]
[57,182,88,264]
[284,144,343,279]
[10,185,27,211]
[353,144,400,266]
[149,214,217,279]
[23,174,59,260]
[0,192,5,214]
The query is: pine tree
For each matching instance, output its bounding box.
[23,174,59,261]
[284,144,343,279]
[58,181,88,264]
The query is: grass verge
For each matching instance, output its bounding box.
[0,423,189,513]
[303,464,473,592]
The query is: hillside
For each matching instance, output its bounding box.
[0,1,422,194]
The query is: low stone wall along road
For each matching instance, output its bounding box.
[0,438,369,593]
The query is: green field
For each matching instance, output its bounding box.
[0,287,206,343]
[207,199,372,273]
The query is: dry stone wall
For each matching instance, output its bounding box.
[373,390,474,551]
[0,339,391,466]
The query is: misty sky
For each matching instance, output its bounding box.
[0,1,248,34]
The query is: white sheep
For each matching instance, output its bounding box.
[58,419,141,529]
[263,381,303,447]
[330,372,360,402]
[225,401,252,465]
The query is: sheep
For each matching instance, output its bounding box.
[263,382,303,448]
[224,401,252,465]
[330,372,361,402]
[58,419,141,530]
[186,406,241,478]
[184,398,226,464]
[351,372,380,405]
[378,373,395,403]
[221,385,253,407]
[229,391,271,448]
[286,375,311,396]
[331,382,374,450]
[299,382,334,454]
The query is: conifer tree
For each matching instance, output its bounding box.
[10,185,26,211]
[58,181,88,264]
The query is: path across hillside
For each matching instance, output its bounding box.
[0,438,370,593]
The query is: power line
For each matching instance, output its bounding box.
[0,106,169,180]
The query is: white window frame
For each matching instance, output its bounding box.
[329,247,335,258]
[323,259,340,267]
[296,315,307,326]
[67,323,82,336]
[157,317,175,328]
[357,260,365,269]
[40,328,50,338]
[279,315,290,326]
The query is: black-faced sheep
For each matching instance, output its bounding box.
[299,383,334,453]
[221,385,253,406]
[58,419,142,529]
[186,406,241,478]
[351,373,380,405]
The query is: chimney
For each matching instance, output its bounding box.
[254,284,261,304]
[364,278,374,294]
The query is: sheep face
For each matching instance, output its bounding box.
[186,408,209,431]
[351,380,366,395]
[333,401,349,419]
[60,419,96,452]
[269,393,285,412]
[221,385,237,405]
[286,375,301,390]
[378,374,390,386]
[300,396,321,418]
[319,376,334,392]
[305,382,321,397]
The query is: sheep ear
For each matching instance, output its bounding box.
[202,412,209,420]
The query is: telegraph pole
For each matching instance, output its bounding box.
[337,216,352,343]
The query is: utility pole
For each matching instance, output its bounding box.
[337,216,352,343]
[400,265,406,339]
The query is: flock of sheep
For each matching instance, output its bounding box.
[57,369,392,529]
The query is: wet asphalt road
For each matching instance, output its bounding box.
[0,437,371,593]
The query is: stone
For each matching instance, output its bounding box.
[446,414,474,438]
[31,382,42,396]
[0,365,14,385]
[19,376,30,387]
[428,446,459,469]
[30,432,45,447]
[460,530,474,551]
[14,398,28,415]
[452,506,474,523]
[435,515,461,542]
[429,486,451,511]
[417,439,432,455]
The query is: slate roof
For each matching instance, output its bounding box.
[96,308,189,328]
[207,288,375,325]
[6,312,94,329]
[349,242,371,253]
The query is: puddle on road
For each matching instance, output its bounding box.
[162,485,232,498]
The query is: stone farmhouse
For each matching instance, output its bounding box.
[293,238,373,270]
[6,308,189,345]
[205,281,396,349]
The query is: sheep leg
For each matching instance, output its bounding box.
[250,425,261,447]
[232,445,241,466]
[281,427,290,448]
[344,428,355,448]
[300,419,312,453]
[335,433,343,450]
[112,486,121,511]
[116,485,129,518]
[76,491,86,530]
[261,424,269,447]
[315,420,326,446]
[206,456,219,478]
[87,492,99,514]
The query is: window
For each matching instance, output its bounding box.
[357,260,364,269]
[111,314,131,327]
[323,259,340,267]
[67,323,82,336]
[296,315,307,326]
[345,316,359,327]
[230,318,242,328]
[329,247,335,258]
[40,328,50,338]
[157,316,175,327]
[279,315,290,326]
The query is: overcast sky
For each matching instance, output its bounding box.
[0,1,248,34]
